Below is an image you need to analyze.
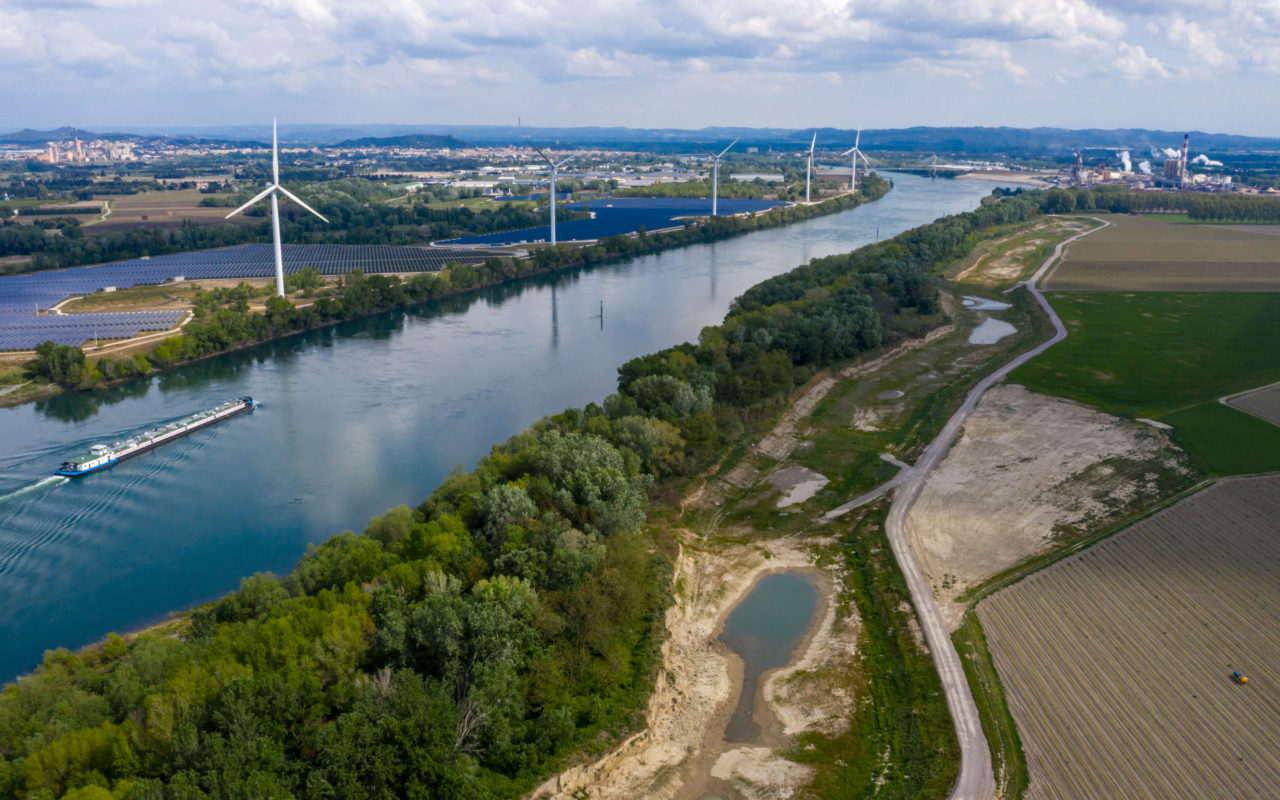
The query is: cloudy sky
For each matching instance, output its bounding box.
[2,0,1277,134]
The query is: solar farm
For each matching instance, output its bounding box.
[0,243,491,351]
[0,311,188,351]
[441,197,788,246]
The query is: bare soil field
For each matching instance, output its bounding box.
[1224,381,1280,427]
[904,383,1191,623]
[1045,213,1280,291]
[84,189,257,233]
[978,474,1280,800]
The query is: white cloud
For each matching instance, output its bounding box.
[2,0,1279,129]
[1111,42,1170,79]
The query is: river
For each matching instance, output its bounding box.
[0,174,1009,681]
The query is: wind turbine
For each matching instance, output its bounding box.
[842,129,871,194]
[805,132,817,203]
[531,143,576,245]
[696,138,738,216]
[225,119,328,297]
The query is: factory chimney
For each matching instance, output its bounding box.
[1181,133,1190,184]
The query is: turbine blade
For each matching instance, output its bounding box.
[809,132,816,153]
[529,142,554,166]
[859,151,872,166]
[276,186,329,223]
[842,147,856,156]
[225,185,276,219]
[272,118,279,186]
[695,143,715,158]
[555,153,577,169]
[718,138,738,158]
[855,128,861,149]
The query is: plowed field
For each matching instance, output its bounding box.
[1226,382,1280,427]
[1045,214,1280,291]
[978,475,1280,800]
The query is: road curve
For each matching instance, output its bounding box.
[881,217,1111,800]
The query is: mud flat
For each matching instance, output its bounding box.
[978,475,1280,800]
[904,383,1191,621]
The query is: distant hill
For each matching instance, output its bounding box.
[0,127,106,144]
[335,133,466,149]
[9,123,1278,157]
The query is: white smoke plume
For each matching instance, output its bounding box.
[1118,150,1132,171]
[1162,147,1180,158]
[1138,160,1153,175]
[1192,153,1224,167]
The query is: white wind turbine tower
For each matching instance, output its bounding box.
[696,138,738,216]
[805,132,817,202]
[842,128,871,194]
[225,119,328,297]
[531,143,577,245]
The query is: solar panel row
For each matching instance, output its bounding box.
[0,244,493,350]
[440,197,788,247]
[0,310,187,351]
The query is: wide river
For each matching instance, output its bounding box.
[0,174,1007,680]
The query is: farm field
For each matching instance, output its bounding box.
[84,188,258,233]
[1225,381,1280,427]
[977,475,1280,800]
[1012,291,1280,473]
[1045,213,1280,291]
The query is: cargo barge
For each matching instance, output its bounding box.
[56,397,255,477]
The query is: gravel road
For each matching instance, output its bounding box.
[876,218,1110,799]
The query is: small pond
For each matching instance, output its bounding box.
[969,317,1018,344]
[718,572,820,742]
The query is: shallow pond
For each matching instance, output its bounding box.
[969,317,1018,344]
[961,295,1012,311]
[718,572,820,742]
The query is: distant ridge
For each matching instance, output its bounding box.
[8,123,1280,155]
[0,126,104,144]
[335,133,466,149]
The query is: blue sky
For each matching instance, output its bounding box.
[2,0,1276,134]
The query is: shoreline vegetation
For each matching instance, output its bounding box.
[4,179,889,409]
[0,182,1052,800]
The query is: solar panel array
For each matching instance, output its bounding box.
[441,197,788,246]
[0,244,494,351]
[0,310,187,351]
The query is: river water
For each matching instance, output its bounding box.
[0,174,1007,680]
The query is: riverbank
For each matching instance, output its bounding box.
[0,184,887,411]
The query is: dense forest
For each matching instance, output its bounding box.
[0,186,1046,800]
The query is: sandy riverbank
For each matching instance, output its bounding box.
[531,533,858,800]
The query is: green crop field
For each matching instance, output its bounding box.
[1012,292,1280,474]
[1046,214,1280,291]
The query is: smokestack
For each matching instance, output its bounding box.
[1181,134,1189,182]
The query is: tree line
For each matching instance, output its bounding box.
[1012,185,1280,222]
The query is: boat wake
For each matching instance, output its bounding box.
[0,476,69,505]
